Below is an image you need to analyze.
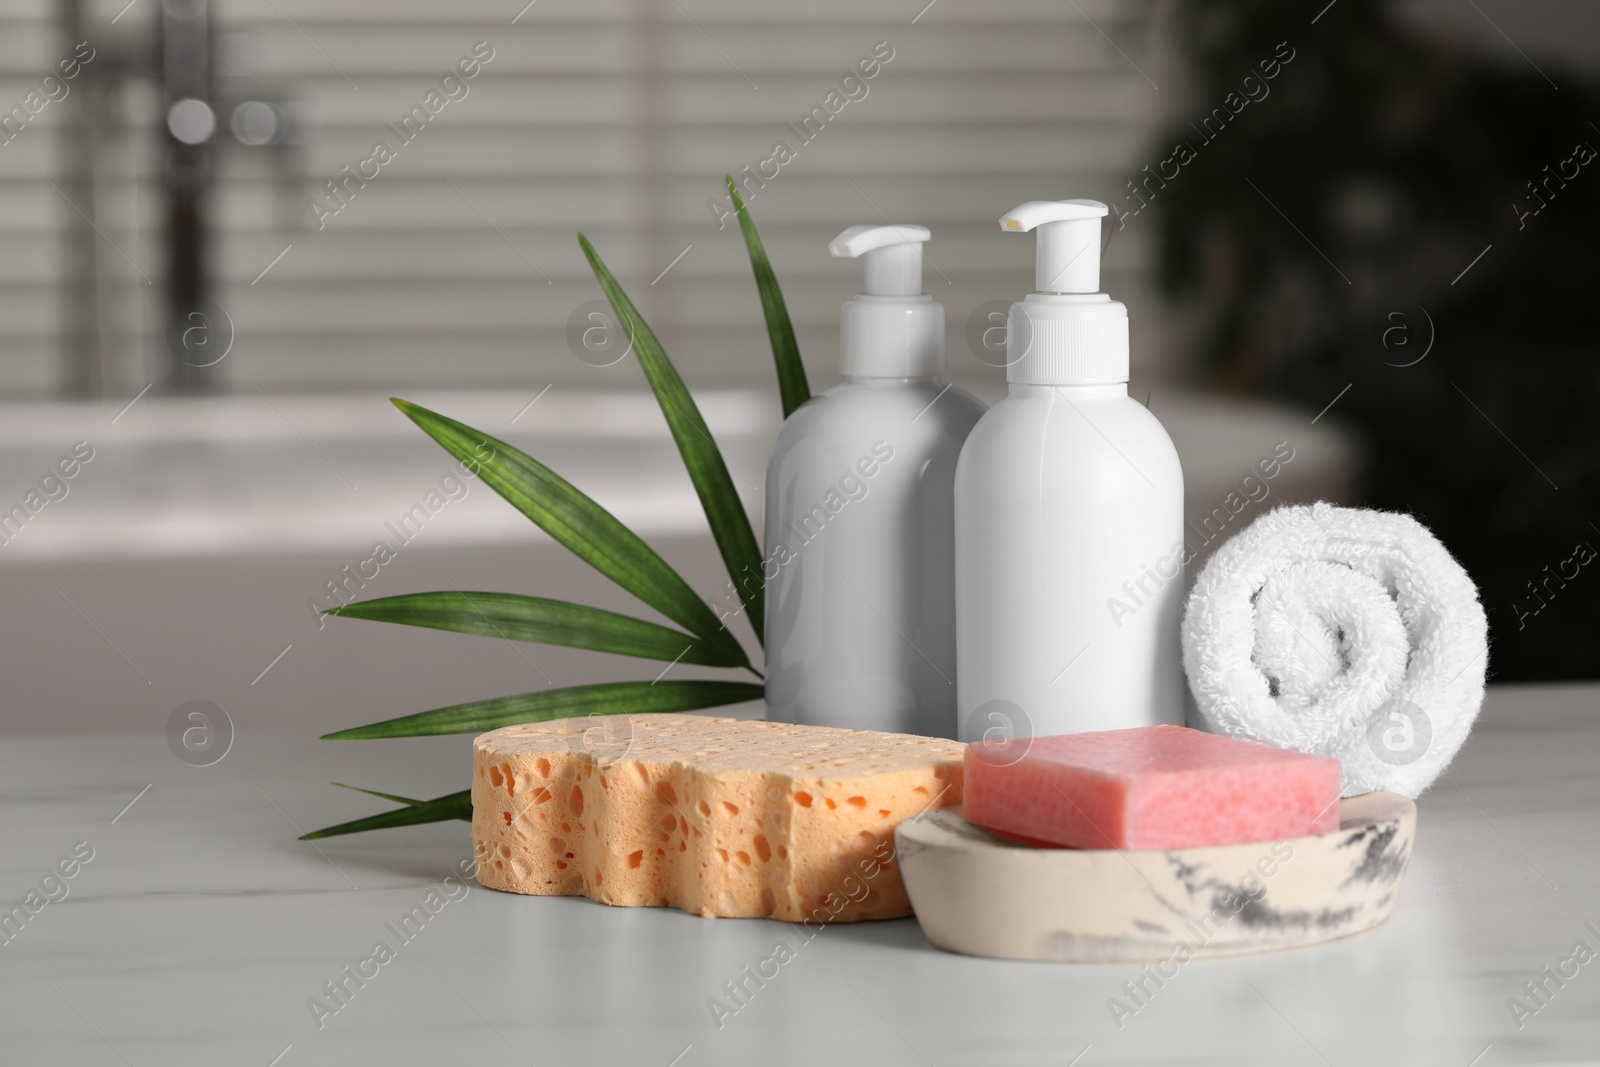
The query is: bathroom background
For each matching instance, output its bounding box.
[1,0,1594,736]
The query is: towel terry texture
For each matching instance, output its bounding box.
[1182,502,1488,798]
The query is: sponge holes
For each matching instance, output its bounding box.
[486,762,523,796]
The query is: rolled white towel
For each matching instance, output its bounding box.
[1182,502,1488,798]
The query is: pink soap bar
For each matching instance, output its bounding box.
[964,725,1341,850]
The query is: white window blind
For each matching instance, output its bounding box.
[0,0,1174,399]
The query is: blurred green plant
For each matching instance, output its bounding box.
[1151,0,1600,681]
[304,177,806,839]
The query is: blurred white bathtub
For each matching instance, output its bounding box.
[0,389,776,562]
[0,388,1358,735]
[0,387,1355,563]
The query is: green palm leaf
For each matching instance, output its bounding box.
[300,788,471,840]
[322,679,764,740]
[578,234,767,646]
[392,398,746,666]
[330,782,426,805]
[325,590,747,668]
[726,175,810,419]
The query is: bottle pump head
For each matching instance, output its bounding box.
[997,199,1129,386]
[1000,200,1105,293]
[830,224,943,379]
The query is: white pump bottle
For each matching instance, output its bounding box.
[954,200,1185,742]
[765,224,986,737]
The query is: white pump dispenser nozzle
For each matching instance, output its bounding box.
[997,198,1127,386]
[830,224,930,296]
[830,224,943,378]
[999,199,1107,294]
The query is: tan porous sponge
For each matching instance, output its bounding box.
[471,714,964,921]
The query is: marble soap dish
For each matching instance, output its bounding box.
[894,792,1415,962]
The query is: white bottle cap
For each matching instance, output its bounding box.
[830,224,944,379]
[998,200,1128,386]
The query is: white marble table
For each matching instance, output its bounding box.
[3,683,1597,1066]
